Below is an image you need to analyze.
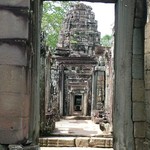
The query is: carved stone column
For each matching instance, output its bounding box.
[91,69,97,114]
[59,65,64,116]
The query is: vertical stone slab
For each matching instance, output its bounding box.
[59,65,64,116]
[45,58,51,115]
[132,4,145,147]
[29,0,41,144]
[113,0,135,149]
[145,1,150,147]
[91,70,98,114]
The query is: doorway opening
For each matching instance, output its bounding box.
[74,95,82,112]
[40,1,114,148]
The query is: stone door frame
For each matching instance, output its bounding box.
[42,0,146,149]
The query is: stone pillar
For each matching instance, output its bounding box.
[69,92,74,115]
[59,65,64,116]
[29,0,41,145]
[91,70,97,114]
[0,0,30,145]
[114,0,135,149]
[145,0,150,148]
[132,0,146,149]
[83,93,88,116]
[45,57,51,114]
[104,67,108,112]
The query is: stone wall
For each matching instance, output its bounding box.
[0,0,31,144]
[133,0,146,149]
[114,0,146,149]
[144,0,150,148]
[0,0,41,148]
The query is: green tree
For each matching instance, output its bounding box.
[42,1,76,52]
[101,34,113,47]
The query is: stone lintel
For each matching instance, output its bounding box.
[43,0,116,3]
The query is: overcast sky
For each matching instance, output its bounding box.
[83,2,115,37]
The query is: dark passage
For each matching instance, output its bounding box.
[74,95,82,111]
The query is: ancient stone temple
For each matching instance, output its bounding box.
[50,3,111,118]
[57,3,101,56]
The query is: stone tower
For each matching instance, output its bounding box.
[56,3,101,56]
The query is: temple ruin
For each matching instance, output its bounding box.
[47,3,113,121]
[0,0,150,150]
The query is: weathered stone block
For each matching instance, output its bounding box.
[0,65,27,94]
[134,122,145,138]
[145,90,150,104]
[8,145,23,150]
[57,137,75,147]
[0,43,27,66]
[145,38,150,54]
[0,0,30,7]
[146,104,150,123]
[145,53,150,70]
[23,145,39,150]
[145,23,150,39]
[133,102,145,121]
[0,93,29,117]
[143,140,150,150]
[135,138,145,150]
[46,138,57,147]
[132,79,144,102]
[89,137,113,148]
[46,137,75,147]
[135,0,146,18]
[0,10,28,39]
[132,55,144,79]
[0,117,29,144]
[39,138,48,147]
[75,137,89,147]
[146,123,150,140]
[145,71,150,89]
[133,28,144,55]
[134,18,145,28]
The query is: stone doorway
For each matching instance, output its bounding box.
[40,1,114,148]
[40,0,147,149]
[0,0,147,149]
[74,95,82,112]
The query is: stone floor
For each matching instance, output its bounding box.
[51,117,112,137]
[39,117,113,148]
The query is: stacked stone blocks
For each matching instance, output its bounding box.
[132,0,146,149]
[39,137,113,148]
[57,3,100,56]
[0,0,31,145]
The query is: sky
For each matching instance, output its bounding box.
[82,2,115,37]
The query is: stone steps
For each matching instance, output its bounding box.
[39,137,113,148]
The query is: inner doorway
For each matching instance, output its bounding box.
[74,95,82,112]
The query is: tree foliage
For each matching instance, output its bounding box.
[42,1,76,52]
[101,34,113,47]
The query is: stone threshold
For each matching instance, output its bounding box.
[49,134,112,138]
[39,137,113,148]
[61,116,91,120]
